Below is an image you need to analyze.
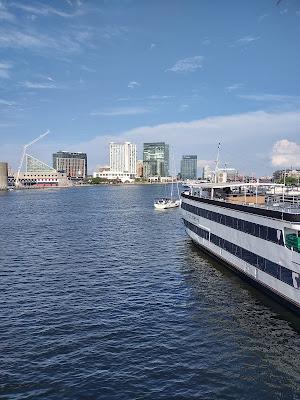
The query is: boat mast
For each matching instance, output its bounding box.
[214,142,221,183]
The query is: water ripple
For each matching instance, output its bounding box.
[0,186,299,399]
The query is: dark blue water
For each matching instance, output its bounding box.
[0,185,299,400]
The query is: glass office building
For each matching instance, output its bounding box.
[53,151,87,180]
[143,142,169,178]
[180,155,197,180]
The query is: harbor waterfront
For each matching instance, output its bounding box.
[1,185,299,400]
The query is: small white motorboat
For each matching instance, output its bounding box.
[154,198,181,210]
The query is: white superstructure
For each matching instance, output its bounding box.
[181,182,300,314]
[110,142,136,176]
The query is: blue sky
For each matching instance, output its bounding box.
[0,0,300,175]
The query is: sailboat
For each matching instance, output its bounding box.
[154,175,181,210]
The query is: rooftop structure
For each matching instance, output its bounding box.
[26,154,55,173]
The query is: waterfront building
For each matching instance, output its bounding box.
[53,151,87,180]
[93,170,135,183]
[136,160,143,178]
[109,142,136,177]
[0,162,8,190]
[180,155,197,180]
[273,169,300,182]
[13,171,70,188]
[217,168,238,182]
[143,142,169,178]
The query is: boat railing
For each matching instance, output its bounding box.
[185,190,300,215]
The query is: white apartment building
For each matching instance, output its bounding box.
[110,142,137,176]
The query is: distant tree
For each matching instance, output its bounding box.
[90,177,109,184]
[278,176,299,186]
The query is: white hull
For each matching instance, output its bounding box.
[154,199,180,210]
[181,194,300,314]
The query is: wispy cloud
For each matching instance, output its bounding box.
[179,104,189,111]
[81,65,96,72]
[128,81,140,89]
[166,56,204,73]
[10,2,84,18]
[271,139,300,167]
[202,38,211,46]
[236,35,260,45]
[0,23,124,57]
[20,81,62,89]
[258,14,268,22]
[226,83,244,92]
[0,4,15,21]
[238,93,300,102]
[90,106,151,116]
[150,43,156,50]
[146,95,173,100]
[0,99,16,106]
[0,62,12,79]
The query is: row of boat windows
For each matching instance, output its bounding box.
[183,219,296,288]
[182,202,284,246]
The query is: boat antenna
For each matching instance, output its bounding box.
[214,142,221,183]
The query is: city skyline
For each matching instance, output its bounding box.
[0,1,300,174]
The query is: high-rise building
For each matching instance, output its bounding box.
[109,142,136,175]
[53,151,87,180]
[143,142,169,178]
[136,160,143,178]
[180,155,197,180]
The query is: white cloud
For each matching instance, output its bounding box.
[258,14,268,22]
[20,81,61,89]
[150,43,156,49]
[74,110,300,173]
[197,159,215,168]
[0,9,15,21]
[226,83,244,92]
[90,106,151,116]
[271,139,300,167]
[179,104,189,111]
[81,65,96,72]
[0,99,16,106]
[146,95,173,100]
[128,81,140,89]
[238,93,300,102]
[236,35,260,44]
[202,39,211,46]
[10,2,83,18]
[166,56,204,73]
[0,62,12,79]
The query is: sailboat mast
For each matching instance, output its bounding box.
[214,142,221,183]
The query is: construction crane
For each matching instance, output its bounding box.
[15,130,50,187]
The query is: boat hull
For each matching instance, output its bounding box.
[189,234,300,315]
[181,193,300,315]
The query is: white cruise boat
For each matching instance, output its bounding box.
[181,182,300,314]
